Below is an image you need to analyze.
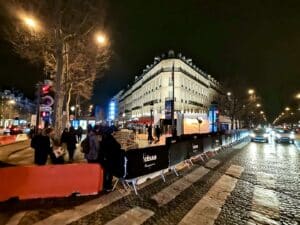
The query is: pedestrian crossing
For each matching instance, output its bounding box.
[178,165,243,225]
[151,159,219,206]
[248,172,280,225]
[3,147,299,225]
[104,207,154,225]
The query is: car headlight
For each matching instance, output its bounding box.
[263,133,268,138]
[250,133,255,138]
[276,134,281,138]
[290,134,295,139]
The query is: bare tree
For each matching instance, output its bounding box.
[2,0,110,135]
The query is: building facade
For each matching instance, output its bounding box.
[0,89,36,127]
[113,51,223,127]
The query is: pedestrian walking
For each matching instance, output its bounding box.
[100,127,121,191]
[76,126,83,142]
[147,124,154,144]
[155,125,161,142]
[60,127,69,154]
[67,126,77,162]
[30,128,50,165]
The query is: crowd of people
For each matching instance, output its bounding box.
[30,124,120,191]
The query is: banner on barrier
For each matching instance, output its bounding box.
[167,136,189,166]
[125,145,169,179]
[187,134,204,157]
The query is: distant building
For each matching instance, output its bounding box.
[112,51,224,132]
[0,89,35,127]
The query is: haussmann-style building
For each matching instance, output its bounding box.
[111,50,226,135]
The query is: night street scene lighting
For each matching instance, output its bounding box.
[0,1,300,225]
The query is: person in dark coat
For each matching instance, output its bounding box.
[61,127,69,152]
[84,125,99,163]
[155,125,161,142]
[76,126,83,142]
[67,126,77,162]
[99,127,121,191]
[30,129,50,165]
[147,124,153,144]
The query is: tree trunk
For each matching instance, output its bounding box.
[53,40,64,137]
[65,83,73,128]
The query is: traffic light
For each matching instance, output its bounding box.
[42,85,50,94]
[39,80,54,127]
[40,82,54,110]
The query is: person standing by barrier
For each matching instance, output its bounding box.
[31,128,49,165]
[83,125,99,163]
[48,128,65,164]
[67,126,77,162]
[61,128,69,156]
[100,127,121,192]
[76,126,83,142]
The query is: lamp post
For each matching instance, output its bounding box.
[150,101,154,127]
[171,62,176,137]
[197,117,202,134]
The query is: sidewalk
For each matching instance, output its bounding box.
[134,133,168,148]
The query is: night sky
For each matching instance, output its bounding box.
[1,0,300,121]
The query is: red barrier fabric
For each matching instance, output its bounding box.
[0,163,103,201]
[0,135,16,145]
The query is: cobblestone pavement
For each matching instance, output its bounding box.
[1,139,300,225]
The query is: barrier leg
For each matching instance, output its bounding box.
[126,179,138,195]
[112,178,119,191]
[198,154,205,162]
[132,179,138,195]
[160,170,166,182]
[171,166,179,176]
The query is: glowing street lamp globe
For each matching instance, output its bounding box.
[95,33,107,45]
[24,17,37,28]
[248,89,255,95]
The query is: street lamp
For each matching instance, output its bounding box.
[248,89,255,95]
[70,106,75,112]
[95,33,107,45]
[296,93,300,99]
[260,111,264,114]
[285,107,290,111]
[197,117,203,134]
[227,92,231,96]
[24,17,37,28]
[256,103,261,108]
[8,99,16,105]
[19,13,40,32]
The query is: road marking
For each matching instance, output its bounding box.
[32,190,130,225]
[104,207,154,225]
[4,211,27,225]
[152,166,210,206]
[233,141,249,149]
[205,159,220,169]
[248,172,280,225]
[178,165,243,225]
[225,165,244,178]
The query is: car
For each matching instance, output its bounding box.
[0,127,11,135]
[274,129,295,144]
[9,126,23,135]
[250,128,269,143]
